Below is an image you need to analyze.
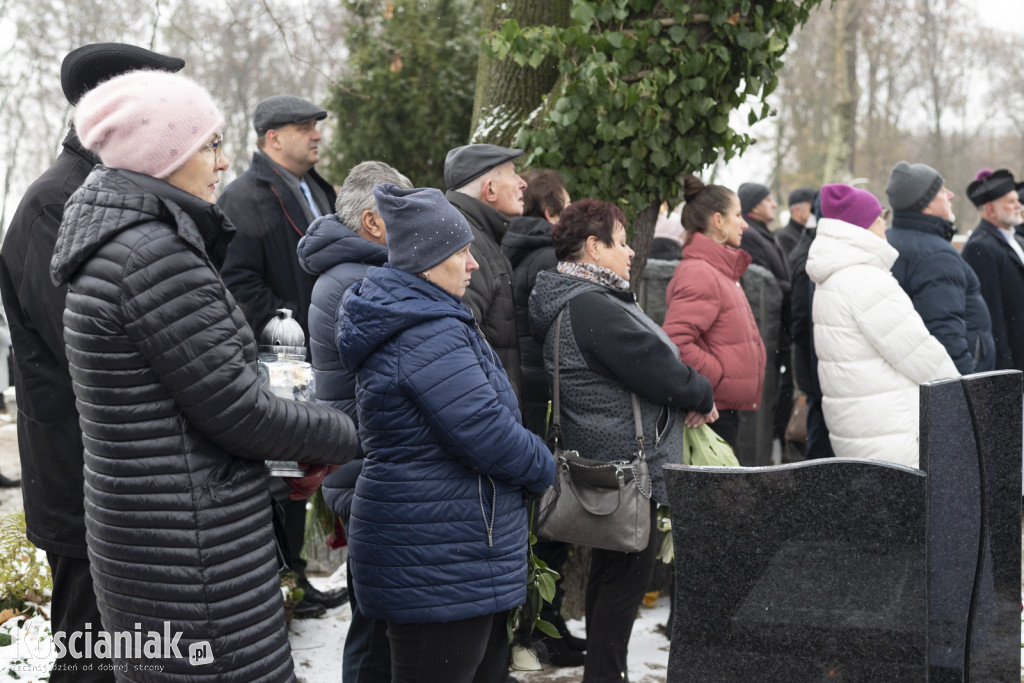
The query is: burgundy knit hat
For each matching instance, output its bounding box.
[74,70,224,179]
[820,183,883,230]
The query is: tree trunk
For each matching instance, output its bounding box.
[629,201,661,294]
[469,0,570,146]
[822,0,859,182]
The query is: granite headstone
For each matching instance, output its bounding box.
[665,371,1022,682]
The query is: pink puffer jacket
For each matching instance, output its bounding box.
[663,231,766,410]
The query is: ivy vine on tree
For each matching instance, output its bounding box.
[482,0,823,283]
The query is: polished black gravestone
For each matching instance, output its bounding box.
[665,371,1022,682]
[922,371,1022,681]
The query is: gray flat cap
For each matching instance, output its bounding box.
[444,144,524,191]
[254,95,327,134]
[61,43,185,106]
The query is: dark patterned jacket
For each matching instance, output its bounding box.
[529,269,713,504]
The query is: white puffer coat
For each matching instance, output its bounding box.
[806,218,959,468]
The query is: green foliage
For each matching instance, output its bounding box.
[484,0,822,219]
[324,0,481,188]
[507,507,562,645]
[0,510,51,617]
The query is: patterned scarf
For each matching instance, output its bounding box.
[557,260,630,291]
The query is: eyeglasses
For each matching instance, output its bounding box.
[200,134,224,157]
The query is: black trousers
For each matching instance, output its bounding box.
[387,610,509,683]
[342,559,391,683]
[46,552,115,683]
[583,503,659,683]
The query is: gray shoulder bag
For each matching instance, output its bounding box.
[534,308,653,553]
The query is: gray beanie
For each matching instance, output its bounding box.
[885,161,944,212]
[374,183,474,274]
[738,182,771,214]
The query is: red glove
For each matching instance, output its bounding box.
[284,463,338,500]
[326,518,348,549]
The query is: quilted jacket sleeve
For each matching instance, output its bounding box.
[120,227,357,466]
[399,319,553,494]
[663,264,726,388]
[853,269,960,386]
[905,249,971,374]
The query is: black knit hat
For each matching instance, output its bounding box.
[885,161,944,212]
[61,43,185,106]
[738,183,771,214]
[967,169,1017,207]
[787,187,816,207]
[374,184,474,274]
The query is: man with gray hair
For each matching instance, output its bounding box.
[885,161,993,374]
[444,143,528,394]
[297,160,413,682]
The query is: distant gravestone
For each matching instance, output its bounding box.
[636,258,678,327]
[664,371,1022,682]
[736,263,781,467]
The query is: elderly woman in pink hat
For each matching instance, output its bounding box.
[49,70,356,682]
[806,183,958,468]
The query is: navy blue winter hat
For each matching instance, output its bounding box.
[374,183,474,274]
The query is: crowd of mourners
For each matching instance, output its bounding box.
[1,41,1021,683]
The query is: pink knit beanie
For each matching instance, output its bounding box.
[820,183,883,230]
[74,70,224,179]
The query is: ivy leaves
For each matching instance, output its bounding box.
[483,0,821,219]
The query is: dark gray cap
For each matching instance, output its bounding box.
[788,187,816,206]
[254,95,327,134]
[737,182,771,214]
[885,161,944,212]
[444,144,524,191]
[375,183,474,274]
[61,43,185,106]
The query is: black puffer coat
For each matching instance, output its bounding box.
[445,190,522,396]
[50,166,356,683]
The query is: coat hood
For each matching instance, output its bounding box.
[297,213,388,277]
[338,264,475,371]
[806,217,898,286]
[51,165,233,286]
[529,269,632,345]
[502,216,553,269]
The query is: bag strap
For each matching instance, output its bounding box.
[552,307,645,457]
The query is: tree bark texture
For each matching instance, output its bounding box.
[628,201,661,294]
[470,0,570,146]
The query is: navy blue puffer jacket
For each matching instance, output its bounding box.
[297,214,388,518]
[338,265,554,624]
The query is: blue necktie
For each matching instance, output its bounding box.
[299,179,321,219]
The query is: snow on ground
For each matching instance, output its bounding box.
[291,567,672,682]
